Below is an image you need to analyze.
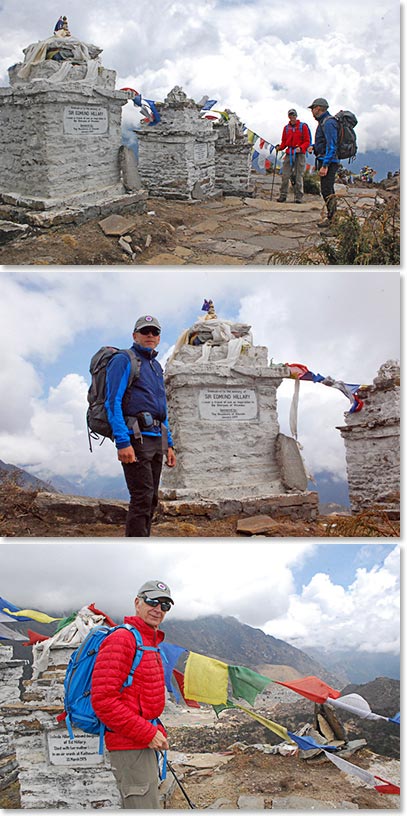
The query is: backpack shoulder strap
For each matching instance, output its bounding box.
[119,624,160,688]
[122,348,142,387]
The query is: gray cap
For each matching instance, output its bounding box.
[308,97,329,109]
[288,108,297,116]
[134,315,161,332]
[137,580,174,603]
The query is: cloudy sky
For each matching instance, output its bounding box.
[0,269,399,485]
[0,540,400,656]
[0,0,400,155]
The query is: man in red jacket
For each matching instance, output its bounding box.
[91,580,173,809]
[275,108,311,203]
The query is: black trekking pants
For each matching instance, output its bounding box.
[121,436,163,537]
[319,162,339,219]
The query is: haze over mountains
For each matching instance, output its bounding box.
[8,611,399,687]
[0,459,350,510]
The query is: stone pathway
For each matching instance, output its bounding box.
[143,177,389,265]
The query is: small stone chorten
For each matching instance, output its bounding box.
[213,109,252,196]
[137,86,218,200]
[0,16,146,225]
[337,360,400,518]
[160,301,318,520]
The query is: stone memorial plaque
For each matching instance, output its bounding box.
[47,732,103,766]
[194,142,208,163]
[199,388,257,420]
[64,106,108,135]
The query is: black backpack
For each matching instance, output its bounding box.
[86,347,141,449]
[322,110,358,161]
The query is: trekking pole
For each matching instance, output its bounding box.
[270,148,278,200]
[163,754,196,809]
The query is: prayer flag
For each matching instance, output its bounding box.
[327,693,388,721]
[184,652,229,704]
[87,604,117,628]
[201,99,217,110]
[229,665,271,706]
[287,730,338,752]
[159,642,187,699]
[173,669,201,708]
[275,676,340,704]
[0,597,62,623]
[0,622,29,641]
[235,704,292,742]
[23,629,50,646]
[323,749,400,794]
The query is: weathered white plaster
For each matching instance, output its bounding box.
[0,35,146,218]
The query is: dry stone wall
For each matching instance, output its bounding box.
[137,86,217,200]
[337,361,400,517]
[213,114,252,196]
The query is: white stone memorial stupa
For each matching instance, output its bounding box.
[0,17,146,225]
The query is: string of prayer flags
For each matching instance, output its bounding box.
[173,669,201,708]
[286,363,364,414]
[229,665,272,706]
[286,730,338,752]
[388,712,400,724]
[275,676,341,704]
[184,651,229,705]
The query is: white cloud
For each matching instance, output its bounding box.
[0,541,399,657]
[264,545,400,654]
[0,270,399,481]
[0,0,400,153]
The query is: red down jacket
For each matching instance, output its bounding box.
[91,615,167,751]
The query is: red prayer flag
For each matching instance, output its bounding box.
[274,676,341,704]
[87,603,117,628]
[173,668,201,708]
[374,776,400,795]
[23,629,49,646]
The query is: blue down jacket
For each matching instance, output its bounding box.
[105,343,173,450]
[313,110,339,166]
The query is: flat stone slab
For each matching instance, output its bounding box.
[272,796,334,810]
[144,252,185,265]
[247,211,321,225]
[190,238,264,258]
[236,515,279,535]
[0,220,30,243]
[98,214,138,236]
[237,794,266,809]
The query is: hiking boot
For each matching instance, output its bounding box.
[277,197,286,203]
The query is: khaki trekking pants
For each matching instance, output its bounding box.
[280,152,306,201]
[109,748,161,809]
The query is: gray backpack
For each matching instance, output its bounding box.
[86,347,141,449]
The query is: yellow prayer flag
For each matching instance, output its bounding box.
[4,608,62,624]
[236,704,294,743]
[184,651,229,705]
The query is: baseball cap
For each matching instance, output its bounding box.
[308,98,329,109]
[137,580,174,603]
[134,315,161,332]
[288,108,297,116]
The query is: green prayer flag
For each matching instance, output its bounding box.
[213,699,236,717]
[229,665,271,706]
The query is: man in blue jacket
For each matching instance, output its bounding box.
[308,97,340,229]
[105,315,176,537]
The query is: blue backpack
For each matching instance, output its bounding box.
[61,624,160,753]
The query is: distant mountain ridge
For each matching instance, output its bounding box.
[0,460,59,494]
[162,614,341,685]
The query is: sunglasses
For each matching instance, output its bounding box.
[139,327,160,336]
[142,596,172,612]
